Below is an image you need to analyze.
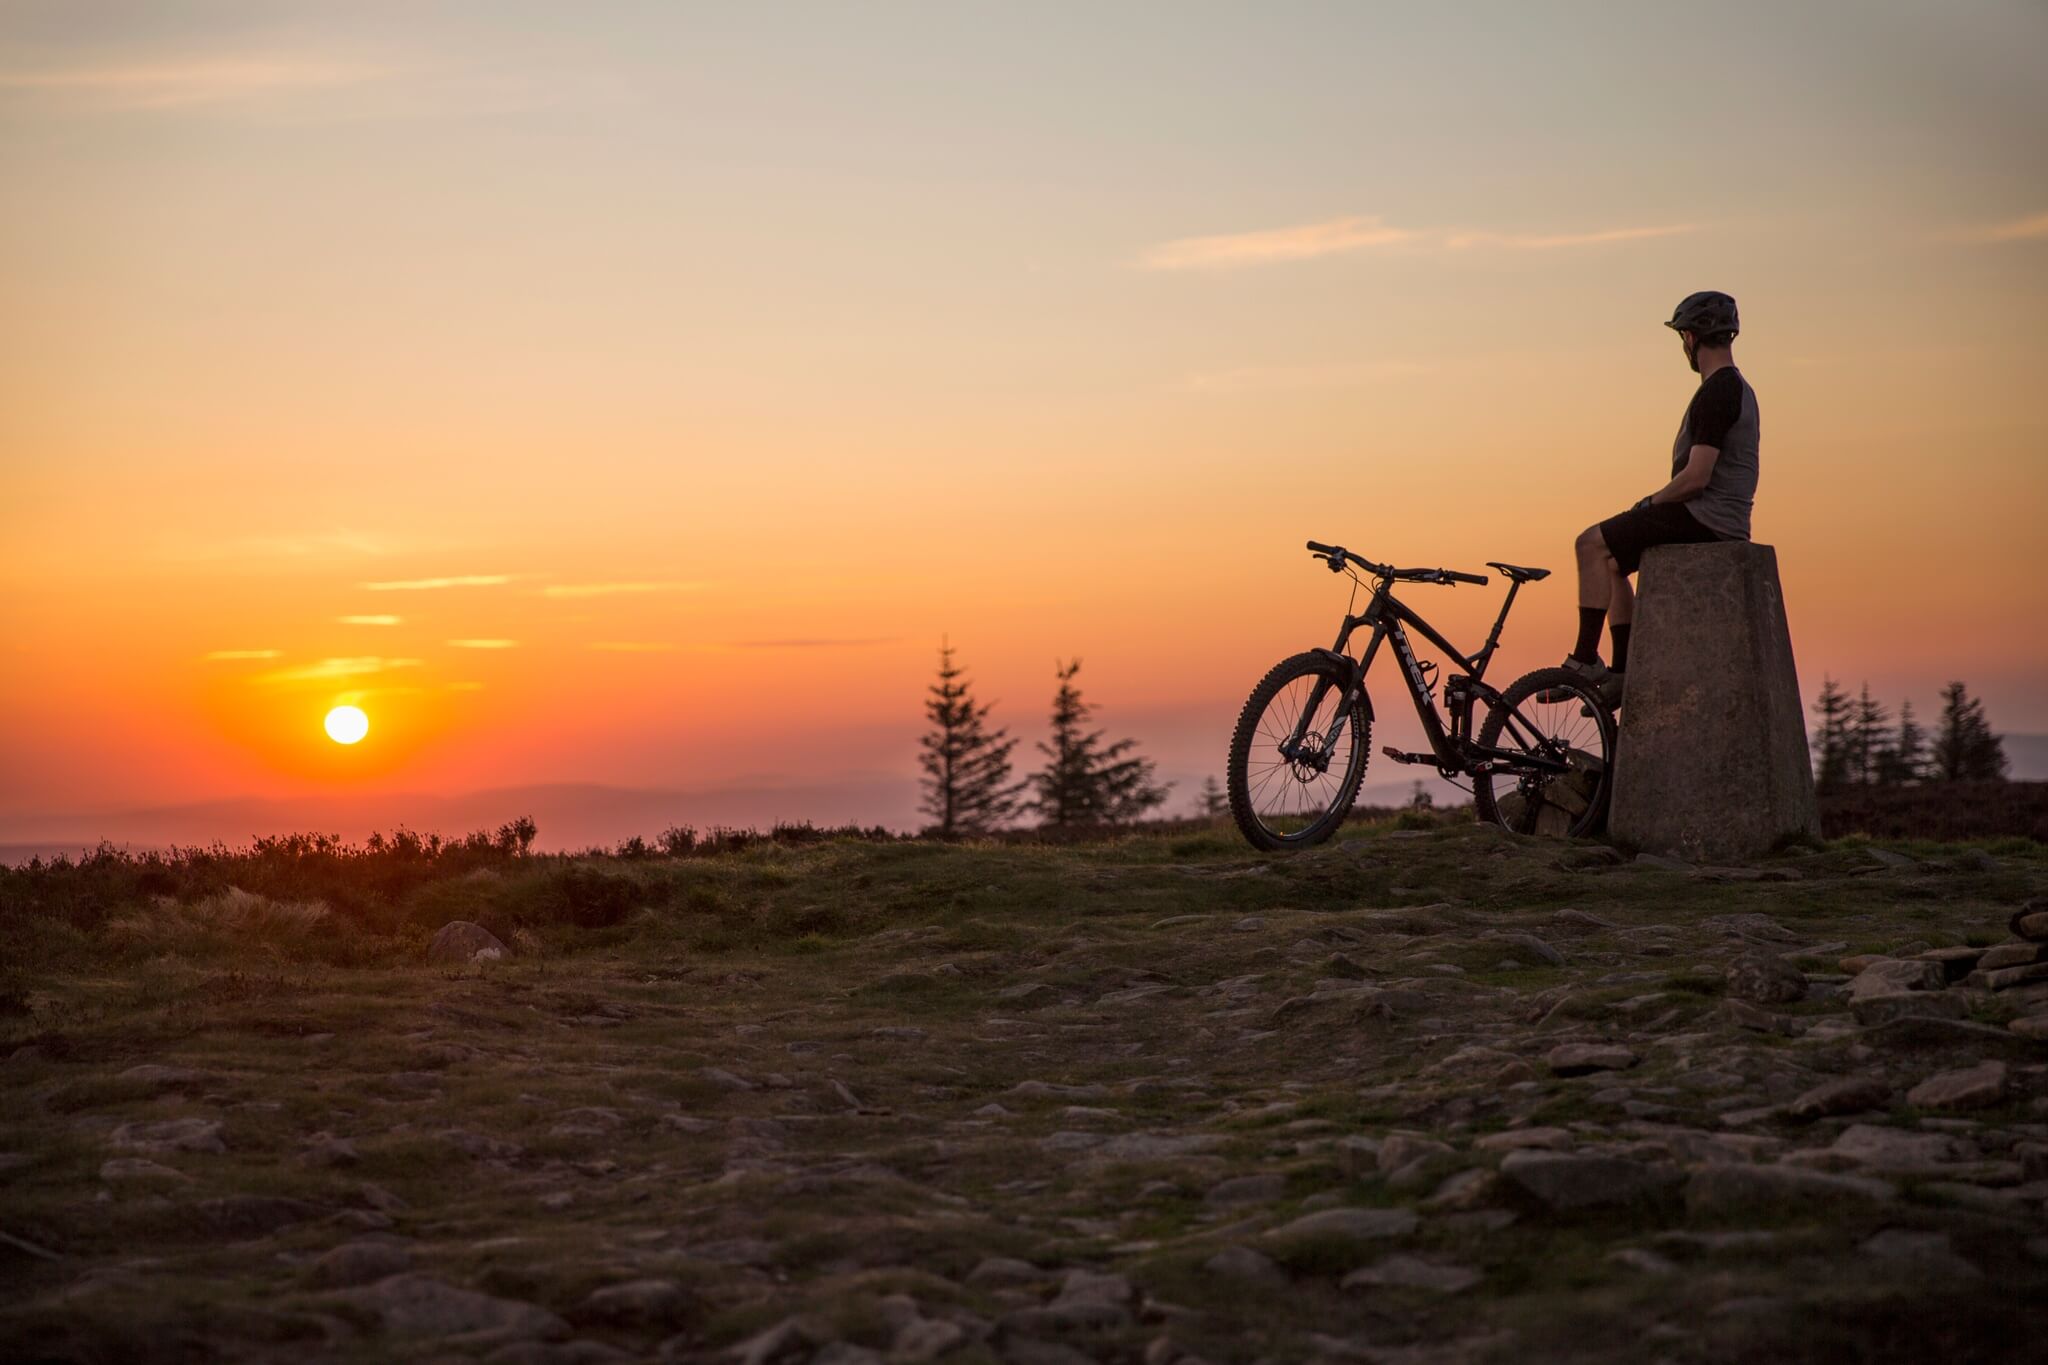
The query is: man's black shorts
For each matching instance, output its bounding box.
[1597,502,1723,576]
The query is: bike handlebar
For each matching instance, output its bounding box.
[1305,542,1487,587]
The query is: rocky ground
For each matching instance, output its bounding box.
[3,823,2046,1364]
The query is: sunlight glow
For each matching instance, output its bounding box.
[323,705,370,745]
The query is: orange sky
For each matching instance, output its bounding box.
[3,2,2045,841]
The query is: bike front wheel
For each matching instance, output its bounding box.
[1472,667,1615,839]
[1227,652,1371,851]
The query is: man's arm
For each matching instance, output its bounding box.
[1647,444,1721,504]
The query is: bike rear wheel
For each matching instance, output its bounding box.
[1227,652,1371,851]
[1472,668,1615,839]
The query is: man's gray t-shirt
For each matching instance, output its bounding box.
[1672,366,1759,541]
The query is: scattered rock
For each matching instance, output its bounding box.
[1725,953,1807,1004]
[106,1119,225,1155]
[1498,1151,1681,1212]
[304,1239,412,1288]
[965,1256,1042,1287]
[577,1278,692,1327]
[1786,1076,1890,1121]
[1489,933,1565,967]
[1828,1123,1961,1167]
[1262,1207,1418,1253]
[98,1157,190,1184]
[1848,959,1945,999]
[428,921,509,965]
[1203,1245,1285,1284]
[1340,1254,1480,1293]
[197,1195,325,1236]
[1850,991,1967,1026]
[1205,1173,1286,1206]
[1719,1000,1804,1035]
[337,1274,568,1342]
[1473,1127,1572,1152]
[1684,1164,1895,1213]
[1905,1061,2007,1111]
[722,1314,832,1364]
[1546,1043,1638,1076]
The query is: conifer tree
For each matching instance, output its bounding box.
[1877,698,1926,786]
[1027,660,1170,829]
[1198,776,1227,819]
[1850,682,1889,786]
[918,640,1024,837]
[1934,681,2009,782]
[1810,677,1853,792]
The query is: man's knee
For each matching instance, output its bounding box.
[1575,525,1605,557]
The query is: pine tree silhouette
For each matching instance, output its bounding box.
[1850,682,1889,786]
[1811,677,1853,792]
[1877,698,1926,785]
[918,639,1025,837]
[1027,660,1169,829]
[1934,682,2008,782]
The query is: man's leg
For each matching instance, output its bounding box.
[1608,568,1633,674]
[1571,524,1611,664]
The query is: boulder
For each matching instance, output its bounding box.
[1726,953,1807,1004]
[1609,542,1820,861]
[1498,1151,1682,1212]
[429,921,510,965]
[1905,1061,2007,1111]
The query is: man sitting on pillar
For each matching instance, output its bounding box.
[1550,290,1760,710]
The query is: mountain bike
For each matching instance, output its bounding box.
[1226,541,1615,850]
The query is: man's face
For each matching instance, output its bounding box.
[1679,329,1699,374]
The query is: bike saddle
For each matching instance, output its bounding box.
[1486,562,1551,582]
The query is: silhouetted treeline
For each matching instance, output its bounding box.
[1811,678,2008,792]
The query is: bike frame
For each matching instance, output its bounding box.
[1282,575,1572,781]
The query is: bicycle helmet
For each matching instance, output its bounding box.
[1664,291,1739,337]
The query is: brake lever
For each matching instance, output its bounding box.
[1326,550,1348,574]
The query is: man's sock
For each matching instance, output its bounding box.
[1572,607,1606,664]
[1610,623,1632,674]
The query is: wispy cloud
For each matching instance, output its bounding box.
[255,656,422,684]
[446,638,518,650]
[1444,224,1695,250]
[541,581,704,600]
[360,574,512,592]
[1175,360,1433,395]
[1966,210,2048,243]
[337,615,402,626]
[588,641,678,653]
[0,57,389,110]
[1141,215,1696,270]
[203,649,281,661]
[1141,216,1416,271]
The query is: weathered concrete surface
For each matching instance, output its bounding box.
[1610,541,1819,861]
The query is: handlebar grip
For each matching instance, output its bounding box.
[1305,540,1338,556]
[1449,570,1488,586]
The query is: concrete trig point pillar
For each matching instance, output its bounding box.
[1609,541,1820,862]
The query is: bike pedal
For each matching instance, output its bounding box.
[1380,746,1434,766]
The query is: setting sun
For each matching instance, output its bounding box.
[323,706,369,746]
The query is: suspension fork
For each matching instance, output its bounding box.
[1279,618,1385,762]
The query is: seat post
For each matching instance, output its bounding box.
[1475,580,1521,674]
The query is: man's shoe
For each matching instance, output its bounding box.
[1540,656,1624,712]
